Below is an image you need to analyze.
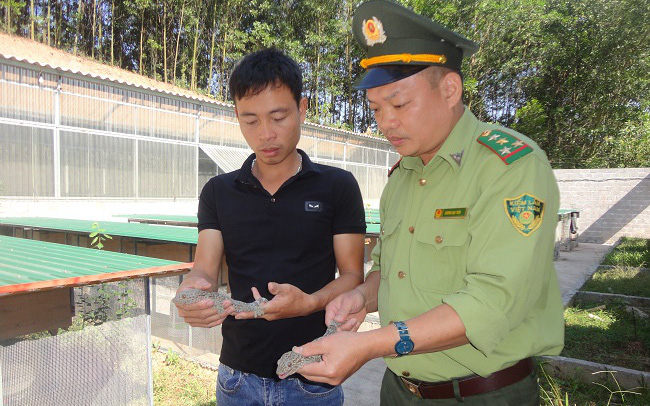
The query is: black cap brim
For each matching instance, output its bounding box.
[353,65,427,90]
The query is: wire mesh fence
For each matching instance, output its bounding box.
[0,279,152,406]
[150,276,223,367]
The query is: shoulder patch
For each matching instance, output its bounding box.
[388,158,402,177]
[477,130,533,165]
[504,193,545,236]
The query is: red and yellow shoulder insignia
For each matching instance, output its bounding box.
[388,158,402,177]
[477,130,533,165]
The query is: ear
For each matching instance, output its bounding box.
[298,97,308,123]
[234,105,239,119]
[441,71,463,107]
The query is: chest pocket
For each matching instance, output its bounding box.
[413,218,470,293]
[378,217,401,280]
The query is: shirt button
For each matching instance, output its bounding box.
[408,226,415,233]
[435,236,443,244]
[402,371,411,377]
[270,197,276,202]
[419,179,426,186]
[398,271,406,279]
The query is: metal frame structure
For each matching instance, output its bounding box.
[0,56,398,202]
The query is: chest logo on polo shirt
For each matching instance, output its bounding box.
[504,193,545,236]
[305,201,323,212]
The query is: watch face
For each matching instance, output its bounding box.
[395,339,414,355]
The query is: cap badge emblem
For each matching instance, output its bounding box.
[363,17,387,46]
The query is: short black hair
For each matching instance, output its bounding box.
[229,48,302,105]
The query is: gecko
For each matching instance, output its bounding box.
[172,288,268,318]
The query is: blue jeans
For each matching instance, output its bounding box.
[216,363,344,406]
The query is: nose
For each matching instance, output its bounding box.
[377,108,399,132]
[259,119,277,141]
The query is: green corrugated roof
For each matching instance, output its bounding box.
[115,214,198,223]
[0,235,188,294]
[0,217,198,244]
[366,223,380,236]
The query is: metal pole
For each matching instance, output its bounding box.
[0,353,4,404]
[145,276,154,406]
[53,77,61,198]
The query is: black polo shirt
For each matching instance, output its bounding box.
[197,149,366,378]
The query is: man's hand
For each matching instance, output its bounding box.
[326,288,368,332]
[294,331,372,386]
[234,282,315,321]
[174,277,233,328]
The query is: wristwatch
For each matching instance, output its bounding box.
[393,321,414,356]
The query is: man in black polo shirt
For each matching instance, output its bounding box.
[174,48,366,406]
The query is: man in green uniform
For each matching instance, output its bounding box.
[295,1,564,404]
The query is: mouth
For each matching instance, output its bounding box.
[259,147,281,157]
[386,136,406,147]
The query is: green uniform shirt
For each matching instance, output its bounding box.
[370,108,564,382]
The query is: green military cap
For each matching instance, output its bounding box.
[352,0,479,89]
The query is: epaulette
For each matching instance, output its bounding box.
[387,158,402,177]
[477,129,533,165]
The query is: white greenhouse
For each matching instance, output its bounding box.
[0,34,397,204]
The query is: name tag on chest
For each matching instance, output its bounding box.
[434,208,467,219]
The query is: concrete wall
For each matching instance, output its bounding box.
[554,168,650,243]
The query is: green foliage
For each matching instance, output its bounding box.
[76,282,138,327]
[89,221,112,250]
[3,0,648,168]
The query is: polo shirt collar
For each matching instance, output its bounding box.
[236,148,320,184]
[400,107,479,173]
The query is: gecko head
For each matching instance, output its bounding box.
[276,353,293,377]
[173,289,197,304]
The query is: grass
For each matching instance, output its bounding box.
[581,266,650,297]
[562,301,650,371]
[152,347,217,406]
[539,366,649,406]
[601,238,649,268]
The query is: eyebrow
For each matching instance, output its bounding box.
[368,90,401,104]
[239,107,290,117]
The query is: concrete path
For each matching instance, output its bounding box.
[341,242,613,405]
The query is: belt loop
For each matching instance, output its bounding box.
[452,379,464,403]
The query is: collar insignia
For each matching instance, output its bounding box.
[387,158,402,177]
[363,17,387,46]
[450,149,464,166]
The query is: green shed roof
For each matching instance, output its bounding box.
[0,217,198,244]
[0,235,190,295]
[115,214,198,222]
[114,214,199,227]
